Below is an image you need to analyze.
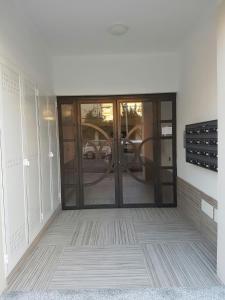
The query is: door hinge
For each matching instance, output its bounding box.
[4,254,8,265]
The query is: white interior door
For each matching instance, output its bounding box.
[21,77,41,242]
[48,97,60,210]
[37,94,52,222]
[0,63,27,274]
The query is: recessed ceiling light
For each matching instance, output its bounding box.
[108,24,129,36]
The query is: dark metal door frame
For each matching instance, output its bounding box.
[57,93,177,210]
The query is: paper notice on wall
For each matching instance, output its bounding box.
[162,126,172,136]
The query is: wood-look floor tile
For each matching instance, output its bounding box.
[71,219,137,246]
[49,246,151,289]
[79,208,133,220]
[142,241,220,288]
[51,210,80,226]
[38,224,75,246]
[134,222,202,243]
[131,208,186,223]
[7,208,221,291]
[8,246,63,291]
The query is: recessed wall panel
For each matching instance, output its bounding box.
[21,77,41,243]
[0,63,27,274]
[37,94,52,221]
[48,97,60,210]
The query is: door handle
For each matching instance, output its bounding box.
[23,158,30,167]
[49,152,54,158]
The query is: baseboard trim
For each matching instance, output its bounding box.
[177,177,217,246]
[6,205,61,286]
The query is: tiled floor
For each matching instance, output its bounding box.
[7,208,221,291]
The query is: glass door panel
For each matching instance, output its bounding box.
[162,185,174,204]
[160,169,173,183]
[161,139,173,167]
[60,103,78,208]
[80,102,116,206]
[161,101,172,120]
[119,101,156,205]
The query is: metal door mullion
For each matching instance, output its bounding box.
[76,100,84,209]
[57,102,65,209]
[116,100,124,207]
[156,99,162,206]
[172,98,177,206]
[113,99,120,208]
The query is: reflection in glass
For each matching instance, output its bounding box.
[119,101,155,204]
[62,126,74,140]
[43,109,54,121]
[161,101,172,120]
[122,174,155,204]
[64,170,75,185]
[61,104,77,208]
[161,139,173,167]
[162,185,174,203]
[160,169,173,183]
[84,177,115,205]
[63,142,75,169]
[63,186,77,207]
[80,103,115,205]
[61,104,74,124]
[139,139,154,164]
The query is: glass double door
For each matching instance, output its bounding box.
[58,95,176,209]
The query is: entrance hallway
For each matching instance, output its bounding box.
[7,208,220,290]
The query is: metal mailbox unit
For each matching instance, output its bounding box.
[185,120,218,172]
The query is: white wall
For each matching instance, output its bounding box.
[52,53,179,95]
[0,1,59,292]
[217,0,225,284]
[0,58,60,280]
[0,0,52,91]
[177,14,218,199]
[0,146,6,292]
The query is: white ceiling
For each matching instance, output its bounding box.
[15,0,218,55]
